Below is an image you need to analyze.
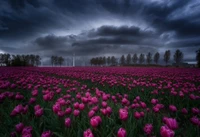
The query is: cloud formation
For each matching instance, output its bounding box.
[0,0,200,65]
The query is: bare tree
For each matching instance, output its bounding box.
[102,56,106,66]
[51,56,55,66]
[111,56,117,66]
[154,52,160,64]
[196,49,200,68]
[58,56,64,67]
[30,54,35,66]
[120,55,125,65]
[139,53,145,64]
[174,49,183,66]
[126,54,131,65]
[107,56,111,66]
[146,52,152,64]
[164,50,171,65]
[132,53,138,64]
[35,55,41,66]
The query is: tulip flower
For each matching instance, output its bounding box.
[117,128,126,137]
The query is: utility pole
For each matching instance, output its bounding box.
[73,53,75,67]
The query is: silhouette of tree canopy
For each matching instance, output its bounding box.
[164,50,171,65]
[51,56,65,66]
[174,49,184,66]
[0,53,41,66]
[126,54,131,65]
[196,49,200,68]
[146,52,152,64]
[139,53,145,64]
[132,53,138,64]
[154,52,160,64]
[120,55,125,65]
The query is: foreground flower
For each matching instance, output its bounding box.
[65,118,71,127]
[119,108,128,121]
[15,122,24,133]
[65,107,72,115]
[22,126,33,135]
[88,110,95,118]
[164,117,178,130]
[160,126,174,137]
[151,98,158,105]
[79,103,85,110]
[134,111,141,119]
[22,133,32,137]
[10,132,16,137]
[90,116,102,128]
[41,130,52,137]
[73,109,80,117]
[10,104,24,116]
[169,105,177,112]
[83,128,94,137]
[190,116,199,125]
[35,108,44,117]
[117,128,126,137]
[143,124,153,135]
[181,108,188,114]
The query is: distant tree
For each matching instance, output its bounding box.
[0,53,3,66]
[90,58,94,66]
[95,57,98,66]
[111,56,116,66]
[35,55,41,66]
[154,52,160,64]
[55,56,59,66]
[0,53,6,66]
[164,50,171,65]
[0,53,40,67]
[139,53,145,64]
[3,53,11,66]
[96,57,99,66]
[21,55,26,66]
[99,57,104,66]
[30,54,35,66]
[107,56,111,66]
[196,49,200,68]
[146,52,152,64]
[25,55,30,65]
[51,56,55,66]
[126,54,131,65]
[58,56,64,67]
[102,56,106,66]
[120,55,125,65]
[174,49,184,66]
[11,55,21,66]
[132,53,138,64]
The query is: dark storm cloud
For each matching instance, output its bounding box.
[87,25,157,37]
[143,0,200,37]
[33,25,159,57]
[8,0,40,10]
[34,34,75,49]
[166,38,200,48]
[0,0,200,64]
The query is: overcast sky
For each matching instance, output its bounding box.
[0,0,200,65]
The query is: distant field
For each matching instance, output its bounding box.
[0,67,200,137]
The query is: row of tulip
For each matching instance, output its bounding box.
[0,67,199,137]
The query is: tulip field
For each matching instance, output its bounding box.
[0,67,200,137]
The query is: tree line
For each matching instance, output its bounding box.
[90,49,185,66]
[90,56,117,66]
[1,48,200,67]
[51,56,65,67]
[0,53,41,66]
